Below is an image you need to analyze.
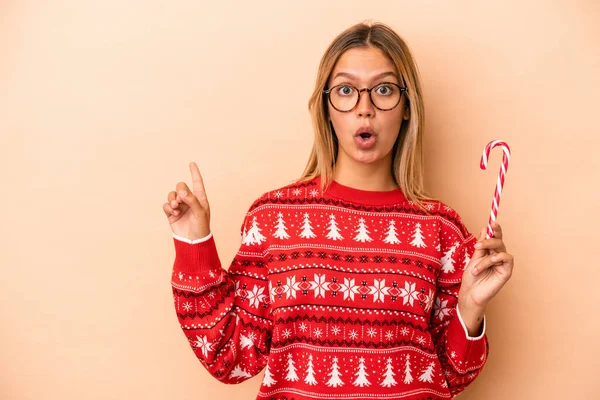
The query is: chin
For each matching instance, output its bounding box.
[352,151,384,164]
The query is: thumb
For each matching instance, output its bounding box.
[177,188,205,219]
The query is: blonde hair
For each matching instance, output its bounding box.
[297,21,436,214]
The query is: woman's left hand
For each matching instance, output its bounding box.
[459,221,514,310]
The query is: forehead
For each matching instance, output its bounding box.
[330,47,397,82]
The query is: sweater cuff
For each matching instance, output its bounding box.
[445,309,487,370]
[173,232,213,244]
[456,305,487,340]
[173,234,222,275]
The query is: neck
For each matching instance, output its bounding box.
[333,153,397,191]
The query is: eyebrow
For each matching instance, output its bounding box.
[331,71,398,82]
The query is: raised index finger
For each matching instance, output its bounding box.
[189,161,207,196]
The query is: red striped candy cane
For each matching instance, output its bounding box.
[480,140,511,239]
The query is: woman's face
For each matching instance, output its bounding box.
[327,46,409,166]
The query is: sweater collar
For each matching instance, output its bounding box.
[315,176,407,206]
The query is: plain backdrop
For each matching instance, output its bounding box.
[1,1,599,399]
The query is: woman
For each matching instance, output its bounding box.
[163,21,514,400]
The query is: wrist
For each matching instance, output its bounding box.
[457,301,486,337]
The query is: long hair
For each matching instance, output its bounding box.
[298,21,436,213]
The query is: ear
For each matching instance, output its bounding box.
[403,105,410,120]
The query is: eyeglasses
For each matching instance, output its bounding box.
[323,82,408,112]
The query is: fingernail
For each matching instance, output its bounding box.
[178,190,187,198]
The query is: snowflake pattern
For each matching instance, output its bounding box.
[433,297,452,321]
[423,289,435,313]
[247,285,266,308]
[369,279,390,302]
[398,281,420,306]
[193,335,214,357]
[182,302,192,312]
[311,274,330,298]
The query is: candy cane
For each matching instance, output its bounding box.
[480,140,511,239]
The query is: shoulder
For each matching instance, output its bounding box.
[417,199,472,240]
[245,177,320,213]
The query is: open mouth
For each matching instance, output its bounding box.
[359,133,372,140]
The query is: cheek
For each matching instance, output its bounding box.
[382,113,403,133]
[330,114,351,136]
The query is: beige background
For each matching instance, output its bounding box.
[1,1,599,399]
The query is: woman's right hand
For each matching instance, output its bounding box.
[163,162,211,241]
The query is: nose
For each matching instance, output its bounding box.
[356,89,375,117]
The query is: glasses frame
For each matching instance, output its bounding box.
[322,81,408,112]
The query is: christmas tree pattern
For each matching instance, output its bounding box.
[263,363,277,387]
[326,356,344,387]
[299,213,317,239]
[380,357,397,387]
[383,220,401,244]
[410,223,427,248]
[273,212,290,239]
[285,353,299,382]
[240,331,256,350]
[403,354,413,384]
[304,354,318,385]
[418,361,435,383]
[463,250,471,271]
[441,242,459,273]
[229,365,252,379]
[353,357,371,387]
[243,216,266,245]
[325,214,344,241]
[353,218,373,243]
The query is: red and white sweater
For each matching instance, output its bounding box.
[171,176,489,400]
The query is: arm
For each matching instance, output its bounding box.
[171,207,272,384]
[429,215,489,397]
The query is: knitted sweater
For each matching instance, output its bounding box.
[171,176,489,400]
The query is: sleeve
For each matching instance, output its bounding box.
[170,203,272,384]
[429,210,490,397]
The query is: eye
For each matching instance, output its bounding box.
[336,85,355,96]
[375,84,395,96]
